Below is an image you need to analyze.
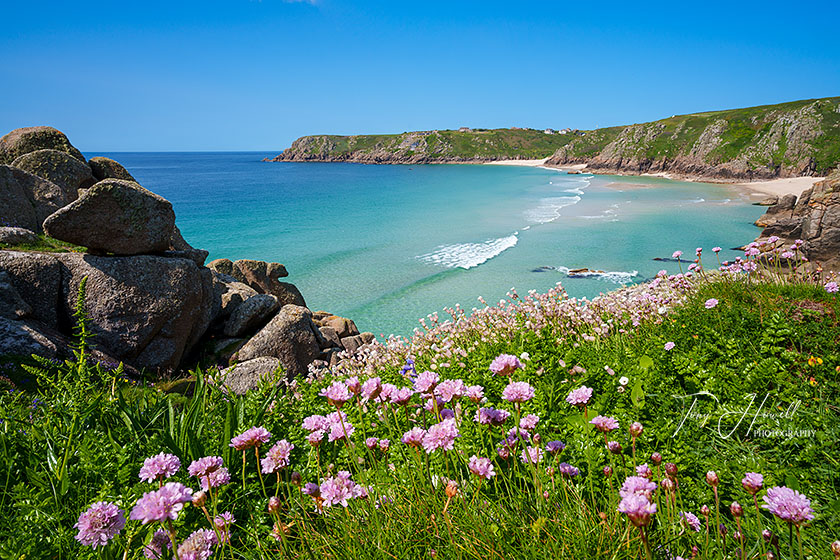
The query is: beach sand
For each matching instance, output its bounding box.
[729,176,823,198]
[482,158,550,167]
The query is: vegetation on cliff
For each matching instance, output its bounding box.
[2,244,839,559]
[271,97,840,180]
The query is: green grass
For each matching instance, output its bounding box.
[0,233,86,253]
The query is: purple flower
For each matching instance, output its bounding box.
[590,415,619,433]
[566,386,593,406]
[365,437,379,450]
[607,441,623,454]
[261,440,294,474]
[546,440,566,454]
[214,512,234,544]
[303,482,320,496]
[629,421,644,437]
[401,427,427,447]
[188,456,224,478]
[320,381,352,407]
[474,407,510,426]
[489,353,524,376]
[520,446,543,464]
[664,341,675,351]
[344,376,361,395]
[636,463,653,479]
[74,501,125,548]
[825,281,838,293]
[434,379,465,402]
[306,430,325,446]
[361,377,383,400]
[413,370,439,393]
[378,439,390,452]
[742,472,763,495]
[139,453,181,483]
[712,246,721,253]
[704,298,719,309]
[200,467,230,491]
[620,476,657,499]
[390,387,414,405]
[302,414,328,432]
[672,250,683,259]
[465,385,484,403]
[618,494,657,527]
[502,381,535,403]
[143,529,171,559]
[130,482,193,524]
[320,472,357,508]
[422,419,459,453]
[230,426,271,450]
[762,486,815,526]
[468,455,496,479]
[327,420,354,442]
[520,414,540,431]
[558,462,579,478]
[177,529,216,560]
[680,511,701,532]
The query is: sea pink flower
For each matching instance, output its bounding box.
[422,419,459,453]
[672,250,683,259]
[130,482,193,524]
[365,437,379,450]
[303,482,320,496]
[636,464,653,479]
[629,421,644,437]
[465,384,484,403]
[825,281,838,293]
[261,440,294,474]
[590,415,619,433]
[566,386,593,406]
[390,386,415,405]
[664,341,675,351]
[704,298,719,309]
[620,476,657,499]
[546,440,566,454]
[520,446,543,464]
[474,407,510,426]
[435,379,465,402]
[520,414,540,431]
[302,414,328,432]
[742,472,763,495]
[618,494,657,527]
[401,427,427,447]
[468,455,496,479]
[361,377,383,400]
[306,430,325,446]
[74,501,125,548]
[706,471,719,486]
[502,381,535,403]
[188,456,224,478]
[413,370,439,392]
[344,376,361,395]
[558,462,579,477]
[712,246,721,253]
[143,529,171,559]
[320,472,357,508]
[230,426,271,450]
[327,421,354,442]
[139,453,181,483]
[214,512,234,544]
[680,511,701,532]
[200,467,230,491]
[320,382,352,407]
[177,529,216,560]
[489,353,524,376]
[762,486,814,526]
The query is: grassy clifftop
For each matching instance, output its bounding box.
[270,97,840,180]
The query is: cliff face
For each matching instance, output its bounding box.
[546,98,840,181]
[270,97,840,181]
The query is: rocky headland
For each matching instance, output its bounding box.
[269,97,840,183]
[0,126,375,392]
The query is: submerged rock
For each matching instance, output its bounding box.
[0,126,85,165]
[43,179,176,255]
[11,149,95,198]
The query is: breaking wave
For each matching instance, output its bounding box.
[419,233,519,270]
[554,266,640,284]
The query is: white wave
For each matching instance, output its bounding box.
[690,198,705,203]
[556,266,639,284]
[522,225,531,230]
[524,195,581,223]
[419,234,519,270]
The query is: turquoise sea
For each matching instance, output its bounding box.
[90,153,765,337]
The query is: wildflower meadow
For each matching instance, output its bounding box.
[1,240,839,559]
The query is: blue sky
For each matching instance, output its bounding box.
[1,0,838,151]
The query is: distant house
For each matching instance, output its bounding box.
[511,126,522,130]
[458,127,472,132]
[558,128,572,135]
[544,128,555,134]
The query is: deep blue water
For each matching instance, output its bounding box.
[89,152,765,337]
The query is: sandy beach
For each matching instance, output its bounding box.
[729,176,823,198]
[482,158,550,167]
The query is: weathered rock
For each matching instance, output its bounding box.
[236,305,321,378]
[0,227,37,245]
[223,294,279,337]
[170,226,209,267]
[311,310,333,325]
[318,347,342,367]
[0,271,32,319]
[207,258,234,276]
[212,337,247,364]
[220,357,281,395]
[56,253,213,373]
[43,179,176,255]
[359,332,376,344]
[88,156,137,182]
[0,317,59,358]
[11,149,95,198]
[754,196,779,206]
[755,194,798,227]
[340,334,366,354]
[317,326,341,348]
[0,165,71,231]
[0,126,85,165]
[210,271,259,323]
[273,281,306,308]
[322,315,360,338]
[207,258,294,302]
[0,251,62,326]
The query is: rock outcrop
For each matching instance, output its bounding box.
[11,149,95,198]
[223,294,280,337]
[88,156,137,182]
[0,165,72,231]
[236,305,321,378]
[220,357,281,395]
[43,179,176,255]
[754,167,840,270]
[0,227,37,245]
[0,126,85,165]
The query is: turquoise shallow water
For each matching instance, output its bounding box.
[91,153,765,337]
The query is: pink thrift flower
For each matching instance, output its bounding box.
[566,386,593,406]
[704,298,719,309]
[489,353,524,376]
[200,467,230,491]
[306,430,325,446]
[672,250,683,259]
[344,376,361,395]
[546,440,566,454]
[230,426,271,450]
[435,378,465,402]
[177,529,216,560]
[664,341,675,351]
[474,407,510,426]
[520,414,540,431]
[629,421,644,437]
[712,246,721,253]
[422,419,459,453]
[261,440,294,474]
[143,529,171,559]
[762,486,814,526]
[413,370,439,392]
[130,482,193,524]
[302,414,328,432]
[327,421,354,442]
[320,381,352,407]
[390,387,414,405]
[680,511,701,532]
[465,384,484,403]
[558,462,579,477]
[825,281,838,293]
[74,501,126,548]
[361,377,383,400]
[320,473,357,507]
[619,494,657,527]
[401,427,427,447]
[139,453,181,483]
[468,455,496,479]
[620,476,657,499]
[502,381,535,403]
[520,446,543,464]
[188,456,224,478]
[590,415,619,433]
[636,463,653,479]
[214,512,234,544]
[742,472,763,495]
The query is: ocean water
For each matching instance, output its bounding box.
[90,152,766,337]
